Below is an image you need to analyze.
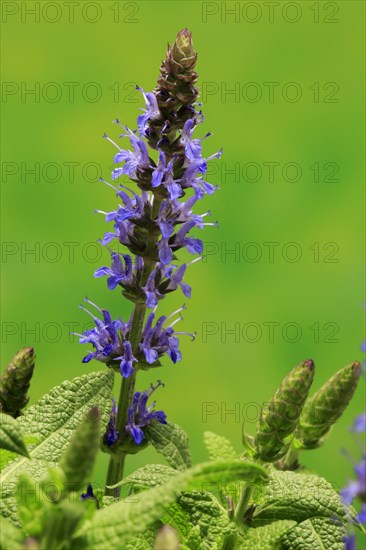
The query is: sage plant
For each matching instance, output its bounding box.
[76,28,221,493]
[0,29,364,550]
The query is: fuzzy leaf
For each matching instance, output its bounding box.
[60,406,101,493]
[204,431,237,461]
[145,420,192,470]
[110,464,176,490]
[178,491,236,550]
[280,517,346,549]
[125,531,156,550]
[240,520,297,549]
[253,470,348,524]
[75,460,268,549]
[0,414,29,459]
[0,370,113,524]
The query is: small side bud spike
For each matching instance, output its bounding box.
[296,361,362,449]
[0,347,35,417]
[255,359,315,462]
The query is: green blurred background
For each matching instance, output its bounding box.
[1,0,365,516]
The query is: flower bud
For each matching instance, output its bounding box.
[60,406,101,493]
[0,347,35,417]
[255,359,315,462]
[171,28,197,69]
[296,362,362,449]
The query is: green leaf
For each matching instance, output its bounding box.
[253,470,347,524]
[0,370,113,524]
[125,530,157,550]
[0,413,29,458]
[60,406,101,493]
[145,420,192,470]
[204,431,237,461]
[0,516,24,550]
[40,500,85,550]
[178,491,236,550]
[240,520,297,549]
[110,464,176,490]
[74,460,268,549]
[280,517,346,549]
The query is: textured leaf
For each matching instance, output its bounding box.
[0,370,113,524]
[240,520,296,549]
[204,431,237,461]
[126,530,156,550]
[75,460,268,549]
[60,406,101,493]
[280,517,345,549]
[178,491,236,550]
[253,470,347,523]
[0,414,29,458]
[110,464,176,490]
[145,420,192,470]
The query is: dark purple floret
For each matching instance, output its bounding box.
[125,381,167,445]
[103,399,119,447]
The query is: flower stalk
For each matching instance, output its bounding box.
[76,29,221,497]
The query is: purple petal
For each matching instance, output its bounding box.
[143,347,159,364]
[120,360,134,378]
[130,426,144,445]
[94,266,110,278]
[159,240,173,265]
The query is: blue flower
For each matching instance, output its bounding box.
[105,129,150,180]
[341,455,366,524]
[94,252,133,290]
[81,484,98,506]
[166,264,191,298]
[125,381,167,445]
[139,307,195,365]
[344,534,356,550]
[142,271,163,308]
[172,219,204,256]
[103,399,119,447]
[351,412,366,433]
[116,340,137,378]
[77,299,128,364]
[136,86,160,137]
[151,151,182,200]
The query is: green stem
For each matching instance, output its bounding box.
[276,442,299,471]
[104,195,162,496]
[105,453,126,497]
[234,483,253,524]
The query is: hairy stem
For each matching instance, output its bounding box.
[234,483,252,524]
[276,442,299,471]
